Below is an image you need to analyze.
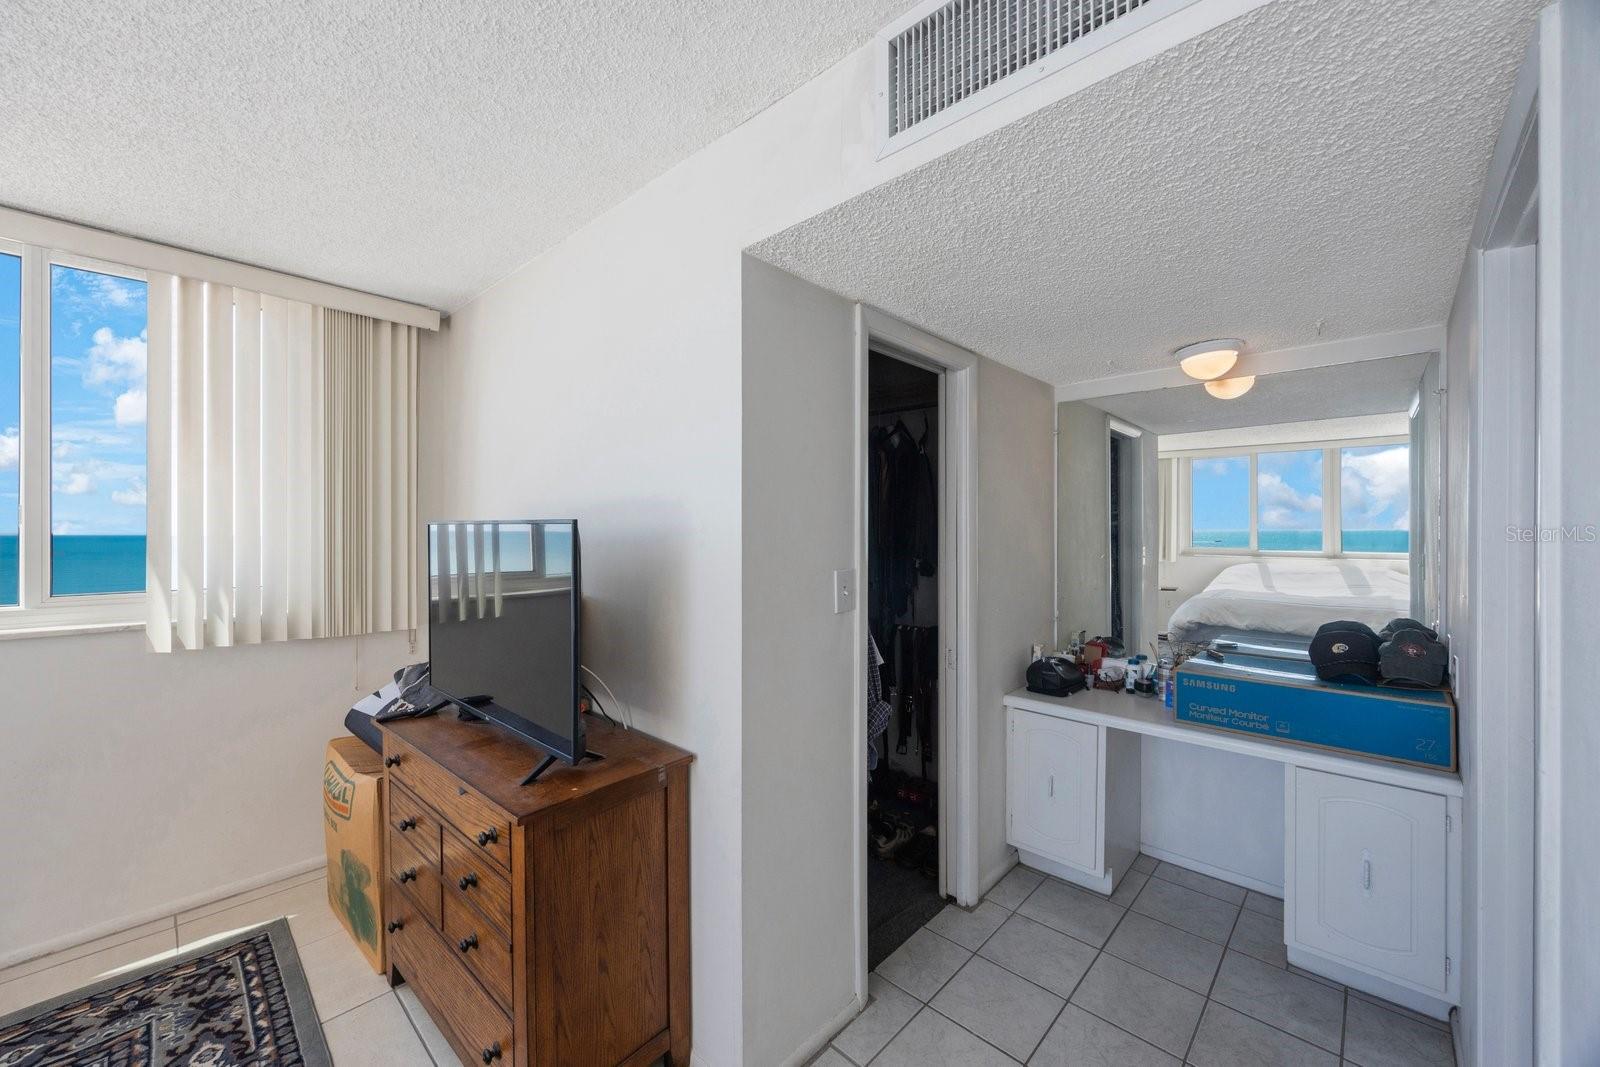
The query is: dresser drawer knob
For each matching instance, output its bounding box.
[481,1043,502,1064]
[384,755,401,768]
[458,933,479,953]
[397,817,417,832]
[458,872,479,890]
[476,827,499,847]
[386,919,404,933]
[398,867,417,883]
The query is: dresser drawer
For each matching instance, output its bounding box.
[389,893,515,1067]
[389,825,442,930]
[388,782,443,869]
[384,736,513,872]
[444,889,514,1012]
[443,827,513,938]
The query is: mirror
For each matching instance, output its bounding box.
[1055,353,1440,659]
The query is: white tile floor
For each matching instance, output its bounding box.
[823,856,1458,1067]
[2,858,1459,1067]
[0,868,443,1065]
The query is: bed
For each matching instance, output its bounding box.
[1166,558,1411,645]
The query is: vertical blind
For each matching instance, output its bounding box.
[144,276,418,651]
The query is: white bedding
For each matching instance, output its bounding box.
[1167,559,1411,640]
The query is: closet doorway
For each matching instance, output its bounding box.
[852,306,977,997]
[865,349,944,969]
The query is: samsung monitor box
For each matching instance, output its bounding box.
[323,736,386,974]
[1175,654,1456,771]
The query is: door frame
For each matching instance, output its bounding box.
[852,305,978,995]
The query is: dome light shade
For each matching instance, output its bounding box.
[1204,375,1256,399]
[1175,339,1243,380]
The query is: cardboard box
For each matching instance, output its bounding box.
[323,736,386,973]
[1175,654,1457,771]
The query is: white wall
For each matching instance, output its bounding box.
[973,358,1057,888]
[415,26,1072,1060]
[0,629,407,963]
[738,257,858,1066]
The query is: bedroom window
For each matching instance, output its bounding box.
[1189,455,1249,549]
[1177,437,1409,558]
[1340,444,1411,553]
[1257,449,1323,552]
[0,238,149,632]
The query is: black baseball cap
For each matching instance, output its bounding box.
[1310,621,1382,685]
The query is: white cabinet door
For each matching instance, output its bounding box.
[1008,709,1100,872]
[1291,768,1449,992]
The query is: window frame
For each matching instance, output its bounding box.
[1171,434,1410,559]
[2,239,147,634]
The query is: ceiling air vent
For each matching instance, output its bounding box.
[878,0,1184,150]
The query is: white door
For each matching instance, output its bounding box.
[1292,768,1448,992]
[1009,710,1099,872]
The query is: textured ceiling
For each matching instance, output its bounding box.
[1087,353,1430,435]
[0,0,913,311]
[751,0,1541,388]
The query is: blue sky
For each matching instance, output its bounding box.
[1190,456,1249,532]
[1341,445,1410,531]
[0,254,18,536]
[1257,449,1323,532]
[48,265,147,537]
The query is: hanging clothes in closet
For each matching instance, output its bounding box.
[868,415,939,778]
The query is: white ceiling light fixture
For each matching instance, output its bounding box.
[1174,338,1244,381]
[1204,375,1257,399]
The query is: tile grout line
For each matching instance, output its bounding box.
[882,863,1386,1066]
[395,989,442,1066]
[1181,893,1244,1064]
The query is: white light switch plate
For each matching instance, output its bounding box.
[833,569,856,614]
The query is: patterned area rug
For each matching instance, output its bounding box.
[0,919,331,1066]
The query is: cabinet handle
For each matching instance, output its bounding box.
[1048,774,1055,799]
[477,827,499,846]
[386,919,404,933]
[458,933,479,953]
[399,867,417,883]
[1361,850,1373,894]
[384,755,401,768]
[459,872,479,890]
[481,1043,502,1063]
[397,817,416,832]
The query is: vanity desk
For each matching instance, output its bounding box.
[1004,686,1461,1020]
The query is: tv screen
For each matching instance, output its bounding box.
[427,520,583,764]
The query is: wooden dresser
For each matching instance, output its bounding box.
[378,712,693,1067]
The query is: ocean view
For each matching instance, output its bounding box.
[0,535,146,604]
[1193,530,1409,553]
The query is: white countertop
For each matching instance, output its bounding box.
[1004,686,1463,797]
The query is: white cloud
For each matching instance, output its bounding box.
[85,273,139,308]
[52,520,78,535]
[114,388,147,427]
[1257,471,1322,529]
[0,427,17,471]
[1341,447,1410,524]
[112,479,146,507]
[57,470,94,495]
[84,327,147,387]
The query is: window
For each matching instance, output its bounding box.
[1341,444,1411,553]
[49,264,148,596]
[0,242,148,628]
[1179,438,1409,557]
[0,252,19,607]
[1257,449,1323,552]
[1189,455,1249,548]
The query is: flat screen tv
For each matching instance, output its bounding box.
[427,520,584,770]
